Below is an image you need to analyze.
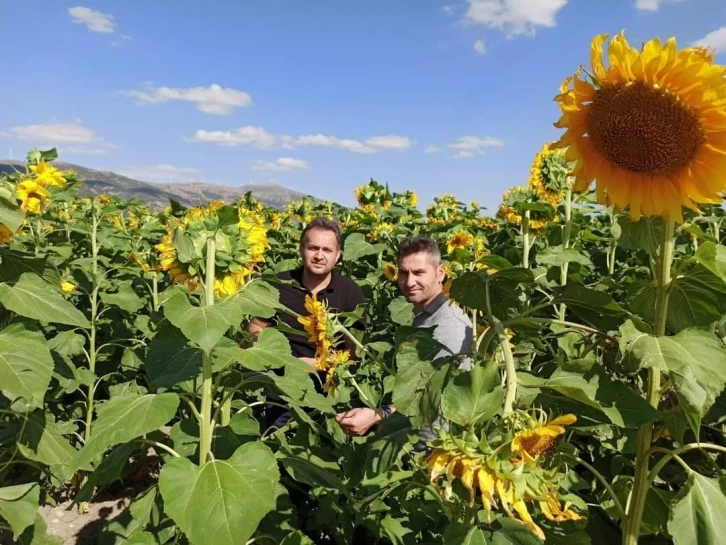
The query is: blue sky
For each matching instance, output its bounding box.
[2,0,726,212]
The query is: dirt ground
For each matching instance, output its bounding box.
[38,490,133,545]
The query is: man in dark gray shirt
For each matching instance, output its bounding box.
[335,236,473,437]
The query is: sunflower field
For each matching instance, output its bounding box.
[2,32,726,545]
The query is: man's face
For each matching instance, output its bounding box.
[300,228,340,276]
[397,251,444,307]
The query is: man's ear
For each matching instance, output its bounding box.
[437,264,445,283]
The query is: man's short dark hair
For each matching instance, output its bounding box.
[396,236,441,264]
[300,217,342,249]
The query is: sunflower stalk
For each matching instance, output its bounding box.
[199,236,216,465]
[622,218,675,545]
[557,188,573,320]
[497,321,517,415]
[522,210,531,269]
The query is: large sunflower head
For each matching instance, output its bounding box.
[447,230,474,255]
[298,294,337,370]
[554,32,726,222]
[17,178,50,214]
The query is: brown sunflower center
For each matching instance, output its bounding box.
[519,433,558,457]
[587,82,705,175]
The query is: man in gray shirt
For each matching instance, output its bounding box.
[335,236,473,437]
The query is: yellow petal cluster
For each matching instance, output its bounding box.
[0,224,14,244]
[29,162,66,187]
[555,32,726,222]
[297,294,336,370]
[17,179,50,214]
[383,263,398,282]
[512,414,577,464]
[447,230,474,254]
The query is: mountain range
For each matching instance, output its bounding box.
[0,160,314,209]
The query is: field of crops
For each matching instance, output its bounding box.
[2,33,726,545]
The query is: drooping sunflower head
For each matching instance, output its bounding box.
[554,32,726,222]
[528,143,570,206]
[496,186,549,230]
[511,411,577,464]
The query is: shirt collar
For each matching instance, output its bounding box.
[419,292,448,316]
[292,266,337,293]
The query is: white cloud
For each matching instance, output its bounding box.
[474,39,487,54]
[447,135,505,158]
[6,121,117,155]
[189,126,277,148]
[364,135,412,151]
[424,145,442,154]
[442,4,458,15]
[634,0,686,11]
[252,157,311,172]
[693,26,726,53]
[464,0,567,37]
[120,84,252,115]
[68,6,115,33]
[118,164,203,183]
[190,126,412,154]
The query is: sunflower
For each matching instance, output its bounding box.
[0,224,13,244]
[29,162,66,187]
[447,230,474,254]
[323,349,352,396]
[17,179,50,214]
[528,143,570,206]
[554,32,726,222]
[497,186,549,230]
[298,294,336,370]
[383,263,398,282]
[511,414,577,464]
[60,281,76,295]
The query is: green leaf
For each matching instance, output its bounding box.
[553,284,628,331]
[616,214,662,252]
[0,483,39,540]
[537,247,592,267]
[281,531,315,545]
[491,518,543,544]
[163,288,232,354]
[100,284,144,313]
[47,330,85,358]
[0,324,54,410]
[96,487,157,545]
[619,323,726,434]
[343,233,386,261]
[388,297,413,326]
[393,333,451,428]
[173,228,196,264]
[278,452,347,493]
[218,328,301,371]
[362,416,417,481]
[75,393,179,468]
[16,514,61,545]
[630,266,726,333]
[451,269,533,321]
[668,473,726,545]
[442,363,504,426]
[0,247,59,285]
[145,325,203,387]
[0,196,24,232]
[0,273,90,327]
[159,442,279,545]
[518,364,660,428]
[692,242,726,282]
[231,280,280,318]
[15,412,76,469]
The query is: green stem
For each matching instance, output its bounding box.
[83,209,99,443]
[152,274,159,312]
[646,442,726,484]
[136,439,181,458]
[199,236,216,465]
[561,452,626,520]
[609,215,619,276]
[622,218,675,545]
[558,189,572,321]
[522,210,531,269]
[498,322,517,415]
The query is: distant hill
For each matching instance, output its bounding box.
[0,160,315,209]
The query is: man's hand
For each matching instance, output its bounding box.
[299,357,317,369]
[335,408,382,436]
